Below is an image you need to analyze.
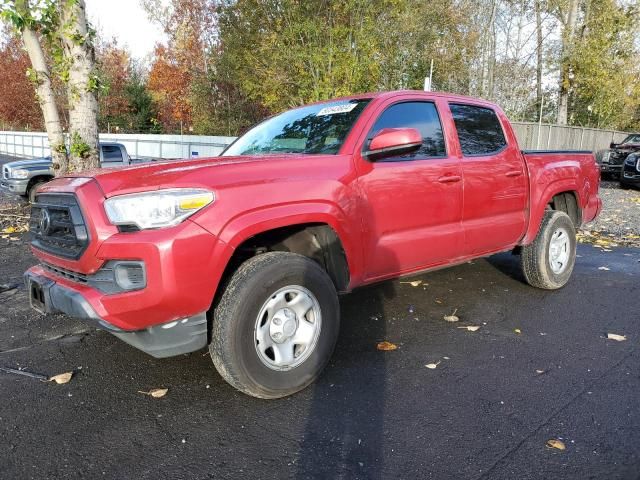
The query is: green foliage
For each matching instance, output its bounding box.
[568,0,640,129]
[69,131,90,158]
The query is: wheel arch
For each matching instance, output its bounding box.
[26,174,54,196]
[522,181,583,245]
[216,205,359,294]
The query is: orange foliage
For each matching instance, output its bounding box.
[0,34,43,130]
[147,45,192,129]
[98,41,131,123]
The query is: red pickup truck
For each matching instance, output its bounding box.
[25,91,601,398]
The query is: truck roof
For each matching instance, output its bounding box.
[305,89,501,110]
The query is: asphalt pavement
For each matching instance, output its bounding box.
[0,154,639,479]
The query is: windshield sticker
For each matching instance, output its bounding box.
[316,103,358,116]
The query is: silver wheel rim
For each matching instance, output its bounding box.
[254,285,322,371]
[549,227,570,274]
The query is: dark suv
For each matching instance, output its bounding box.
[621,153,640,189]
[597,134,640,178]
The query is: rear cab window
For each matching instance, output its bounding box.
[449,104,507,156]
[366,101,446,161]
[101,145,124,165]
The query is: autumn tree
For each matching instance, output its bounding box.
[0,27,42,130]
[0,0,100,174]
[147,44,192,131]
[96,40,129,131]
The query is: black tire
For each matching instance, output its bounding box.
[210,252,340,399]
[28,180,47,203]
[521,210,576,290]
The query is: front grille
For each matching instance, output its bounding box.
[2,165,9,179]
[42,262,89,284]
[29,193,89,259]
[41,260,146,294]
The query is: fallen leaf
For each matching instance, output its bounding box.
[377,341,398,351]
[457,325,481,332]
[425,361,441,369]
[443,309,459,322]
[400,280,422,287]
[598,266,610,271]
[536,369,546,375]
[514,328,522,334]
[49,372,73,384]
[1,226,16,234]
[607,333,626,342]
[139,388,169,398]
[546,439,566,451]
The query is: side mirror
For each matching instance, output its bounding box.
[365,128,422,160]
[610,142,617,149]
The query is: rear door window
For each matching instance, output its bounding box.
[101,145,124,165]
[449,104,507,156]
[367,101,446,161]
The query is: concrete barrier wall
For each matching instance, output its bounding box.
[0,123,635,160]
[0,131,237,160]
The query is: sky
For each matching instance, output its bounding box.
[85,0,166,60]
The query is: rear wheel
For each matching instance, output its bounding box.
[521,211,576,290]
[210,252,340,399]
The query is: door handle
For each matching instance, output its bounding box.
[437,175,462,183]
[506,170,523,178]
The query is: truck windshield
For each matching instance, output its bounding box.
[222,99,370,156]
[620,134,640,145]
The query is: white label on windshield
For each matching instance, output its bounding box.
[316,103,357,116]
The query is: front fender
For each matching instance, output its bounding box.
[216,201,362,287]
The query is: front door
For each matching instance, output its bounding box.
[355,100,464,281]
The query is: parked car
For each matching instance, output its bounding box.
[596,133,640,178]
[620,152,640,189]
[1,143,133,202]
[24,91,602,398]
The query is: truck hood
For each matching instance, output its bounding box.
[4,157,52,169]
[70,154,326,197]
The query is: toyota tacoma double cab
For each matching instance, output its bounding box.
[24,91,602,398]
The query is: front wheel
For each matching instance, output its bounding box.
[210,252,340,399]
[28,180,47,203]
[521,211,577,290]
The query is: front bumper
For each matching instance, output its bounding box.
[621,170,640,187]
[0,178,28,195]
[598,163,622,174]
[24,270,208,358]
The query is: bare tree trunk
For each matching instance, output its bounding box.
[557,0,580,125]
[535,0,543,112]
[17,2,68,175]
[59,0,100,172]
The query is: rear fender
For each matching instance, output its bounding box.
[522,179,584,245]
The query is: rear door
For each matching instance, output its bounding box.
[355,98,464,280]
[449,103,527,255]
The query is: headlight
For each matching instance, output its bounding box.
[104,188,215,230]
[625,154,638,165]
[11,169,29,179]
